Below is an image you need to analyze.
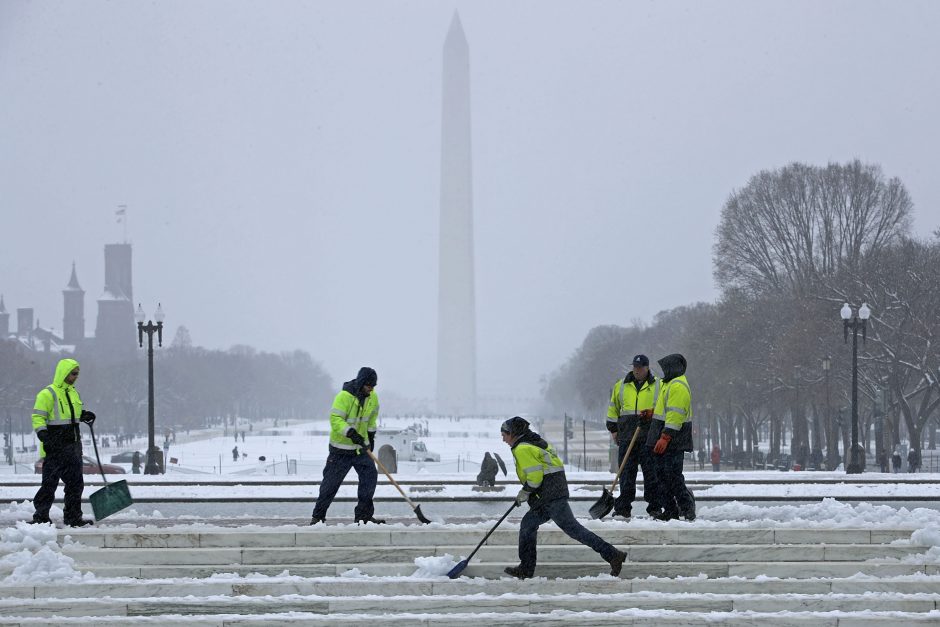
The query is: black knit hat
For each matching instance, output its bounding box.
[500,416,530,437]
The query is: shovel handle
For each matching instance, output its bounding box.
[609,426,641,493]
[367,448,420,511]
[86,422,109,484]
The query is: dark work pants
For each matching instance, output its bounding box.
[614,435,660,515]
[652,449,695,517]
[312,447,378,520]
[519,498,618,575]
[33,443,84,523]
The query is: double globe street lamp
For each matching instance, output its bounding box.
[841,302,870,475]
[135,303,165,475]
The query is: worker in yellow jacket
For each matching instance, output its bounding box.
[606,354,662,519]
[30,358,95,526]
[501,416,625,579]
[646,354,696,521]
[310,367,385,525]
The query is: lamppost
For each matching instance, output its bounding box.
[135,303,165,475]
[822,355,834,470]
[705,402,713,449]
[841,302,870,474]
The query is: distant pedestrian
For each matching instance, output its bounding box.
[500,416,625,579]
[232,446,239,461]
[878,451,888,473]
[310,367,385,525]
[892,447,902,473]
[697,449,706,470]
[132,451,141,474]
[711,445,721,472]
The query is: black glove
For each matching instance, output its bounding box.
[368,433,375,452]
[346,428,366,447]
[80,410,96,425]
[36,430,47,443]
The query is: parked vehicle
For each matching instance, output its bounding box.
[110,451,141,464]
[374,429,440,462]
[34,455,126,475]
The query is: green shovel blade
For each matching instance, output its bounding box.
[89,480,133,521]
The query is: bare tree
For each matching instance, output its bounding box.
[714,160,912,295]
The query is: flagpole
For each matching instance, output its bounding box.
[117,204,128,242]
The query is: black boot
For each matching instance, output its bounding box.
[607,549,627,577]
[355,516,386,525]
[65,518,94,528]
[504,565,533,579]
[29,514,52,525]
[309,515,325,525]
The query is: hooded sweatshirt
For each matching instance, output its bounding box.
[32,358,84,456]
[646,354,694,452]
[329,367,379,452]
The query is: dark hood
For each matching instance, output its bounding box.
[512,430,548,451]
[658,353,687,382]
[342,366,377,401]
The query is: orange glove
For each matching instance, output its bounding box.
[639,409,653,421]
[653,432,672,454]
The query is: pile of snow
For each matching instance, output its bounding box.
[411,554,459,577]
[0,522,87,584]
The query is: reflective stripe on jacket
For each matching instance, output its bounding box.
[606,374,661,435]
[328,389,379,451]
[511,438,569,507]
[646,375,693,452]
[32,358,83,458]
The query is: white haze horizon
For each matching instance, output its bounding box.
[1,1,938,404]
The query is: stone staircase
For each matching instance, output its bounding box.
[2,523,939,625]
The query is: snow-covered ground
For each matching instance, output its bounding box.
[3,414,940,623]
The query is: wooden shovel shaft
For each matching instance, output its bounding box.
[366,448,420,511]
[609,426,642,493]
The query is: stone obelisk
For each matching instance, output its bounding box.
[436,12,476,415]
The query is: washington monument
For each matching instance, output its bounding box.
[436,12,477,414]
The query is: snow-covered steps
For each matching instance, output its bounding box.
[2,523,939,624]
[3,590,940,617]
[3,610,940,626]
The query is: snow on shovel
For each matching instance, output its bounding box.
[589,425,640,520]
[447,501,518,579]
[86,422,133,521]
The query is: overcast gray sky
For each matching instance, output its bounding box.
[1,1,938,403]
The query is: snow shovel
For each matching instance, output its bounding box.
[86,422,133,521]
[447,500,519,579]
[366,448,431,524]
[589,425,641,520]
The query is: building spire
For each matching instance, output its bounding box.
[66,262,83,291]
